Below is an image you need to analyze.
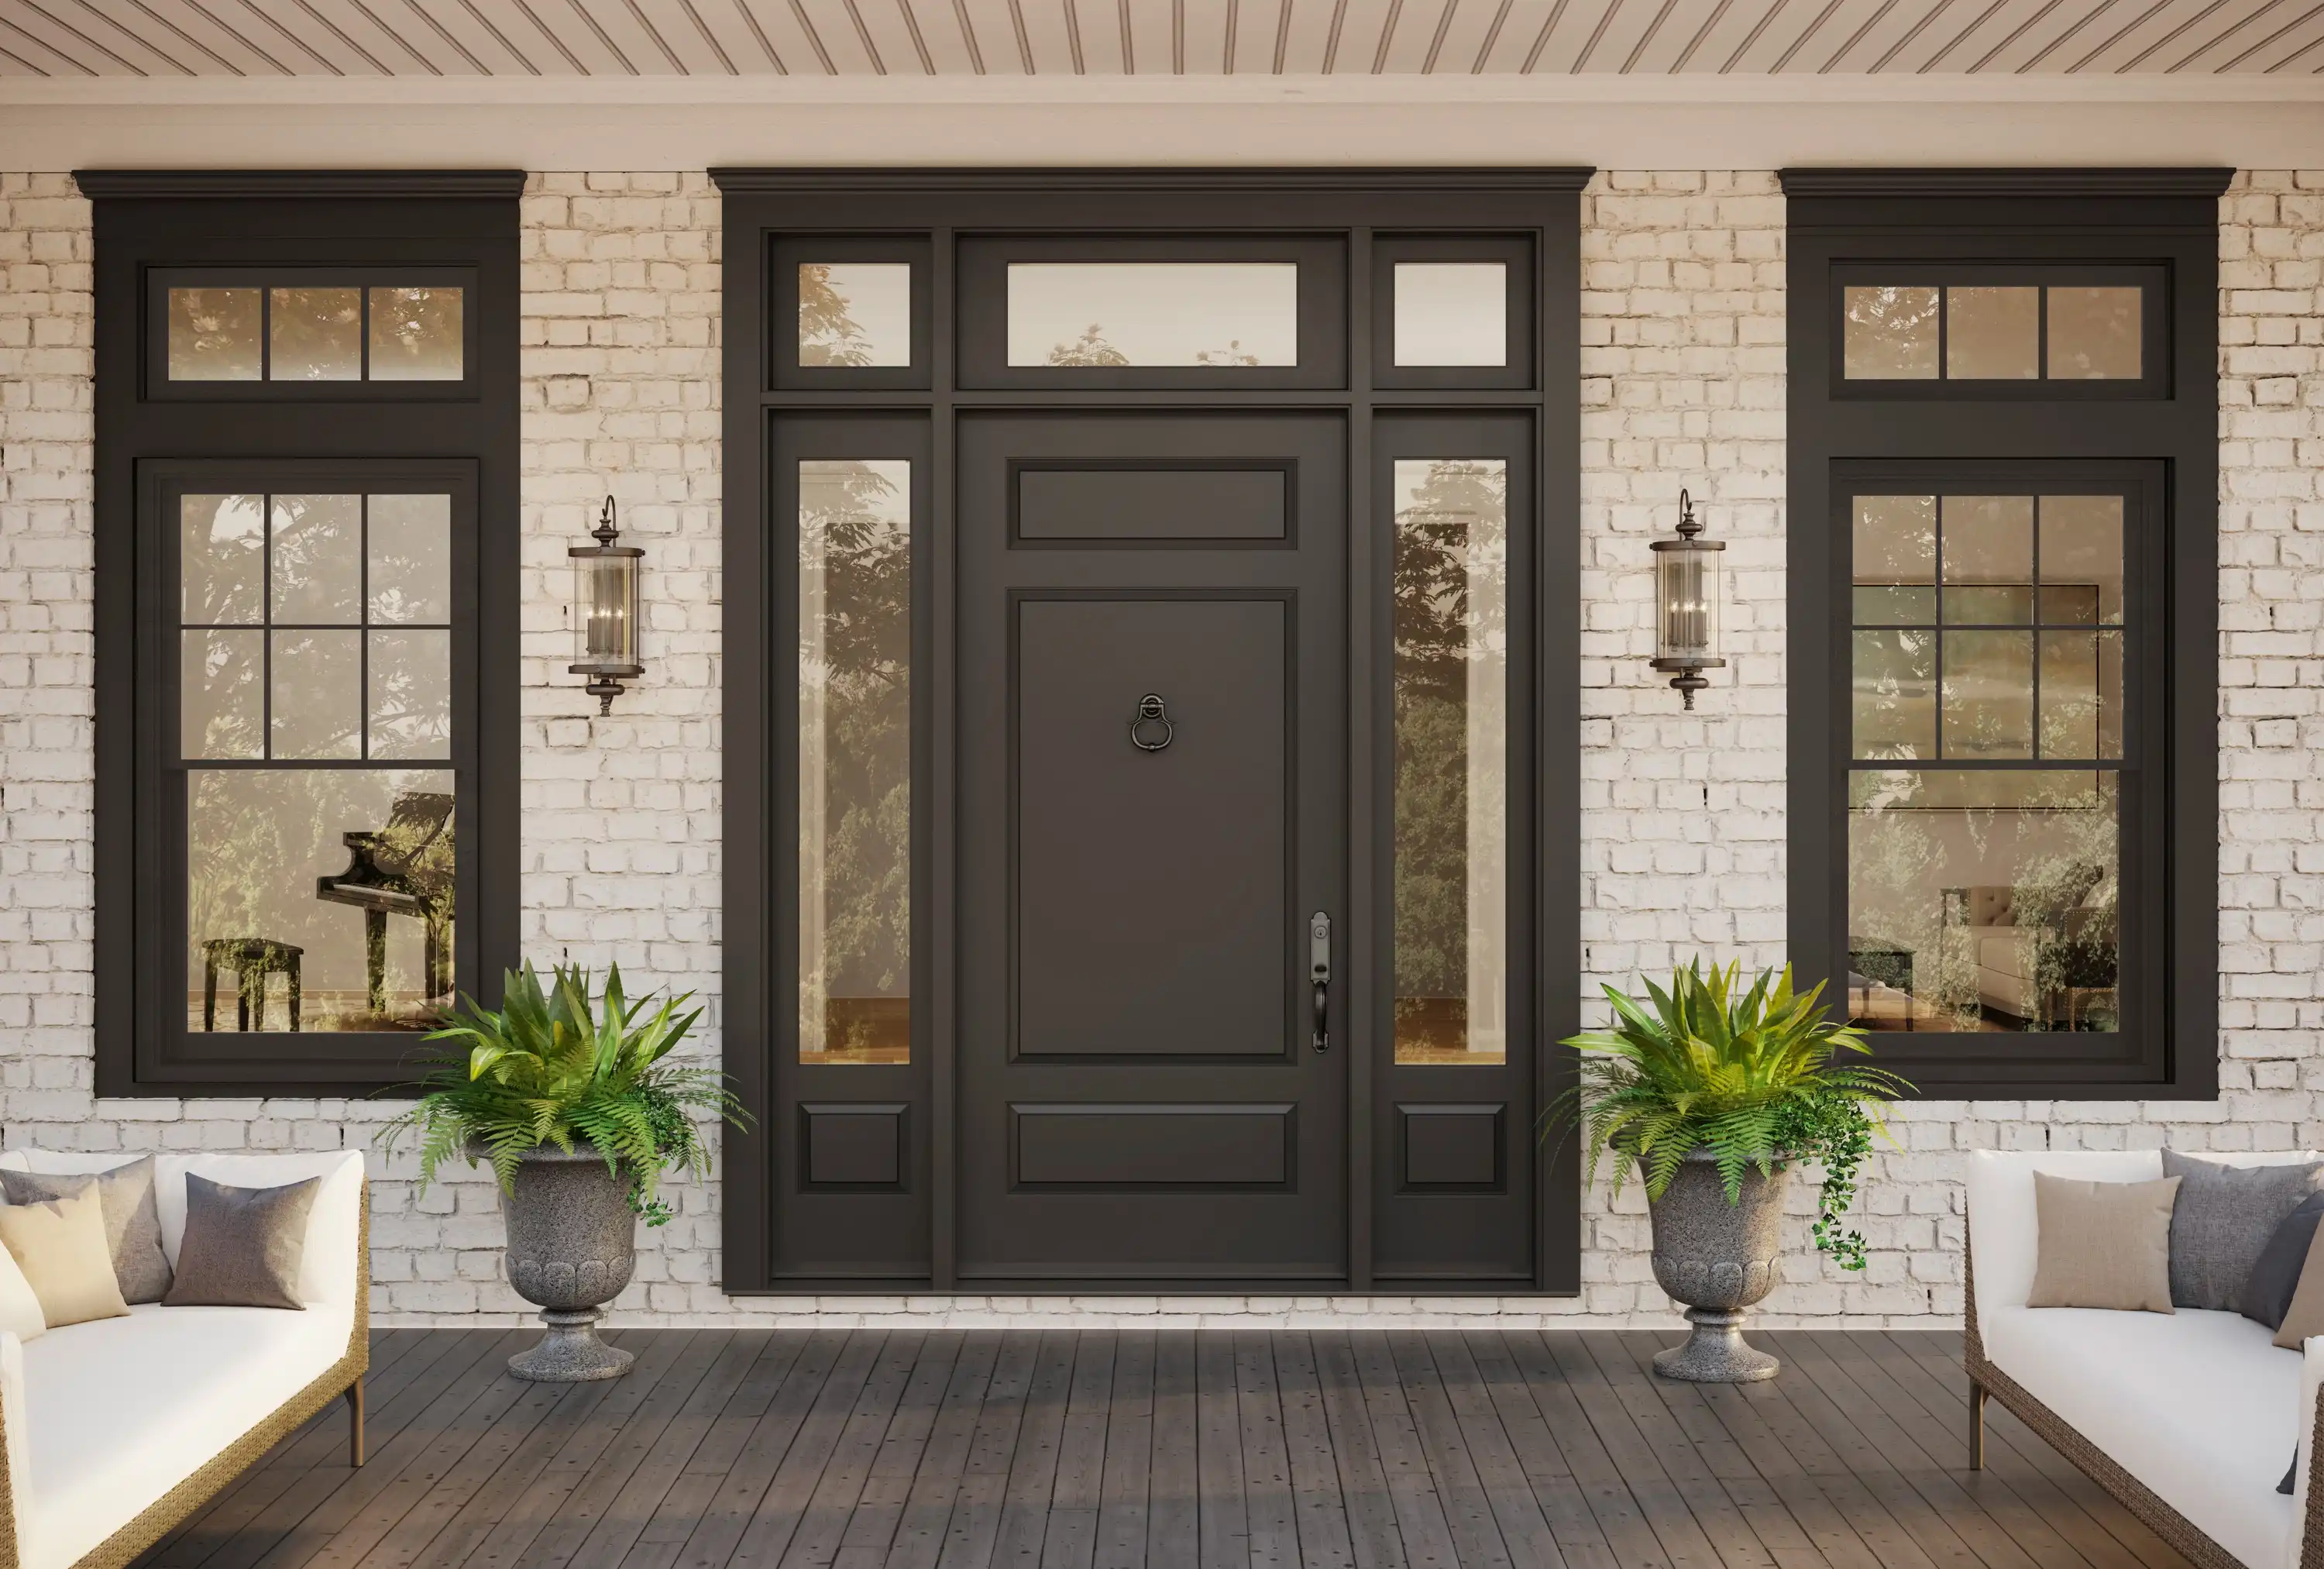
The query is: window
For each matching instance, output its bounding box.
[88,170,521,1095]
[1783,167,2226,1096]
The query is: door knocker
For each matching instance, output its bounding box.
[1129,693,1174,752]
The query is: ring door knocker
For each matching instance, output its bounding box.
[1129,693,1174,752]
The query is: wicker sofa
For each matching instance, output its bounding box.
[0,1149,369,1569]
[1965,1148,2323,1569]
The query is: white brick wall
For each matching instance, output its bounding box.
[3,167,2319,1329]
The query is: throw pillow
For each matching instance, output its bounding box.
[0,1154,174,1303]
[2162,1151,2324,1310]
[162,1173,320,1310]
[0,1185,131,1328]
[2242,1190,2324,1330]
[0,1235,43,1342]
[2027,1172,2181,1313]
[2274,1224,2324,1349]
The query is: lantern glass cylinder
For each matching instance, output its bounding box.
[572,551,642,676]
[1653,540,1722,666]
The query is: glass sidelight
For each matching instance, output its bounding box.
[797,459,913,1065]
[1391,457,1510,1065]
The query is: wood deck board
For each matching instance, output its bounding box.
[132,1330,2202,1569]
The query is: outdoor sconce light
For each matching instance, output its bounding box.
[570,496,644,715]
[1651,488,1724,710]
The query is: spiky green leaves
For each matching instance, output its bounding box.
[1545,959,1910,1269]
[376,961,751,1226]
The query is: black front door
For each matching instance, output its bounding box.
[957,415,1348,1283]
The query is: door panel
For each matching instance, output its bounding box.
[1016,596,1291,1058]
[960,411,1348,1282]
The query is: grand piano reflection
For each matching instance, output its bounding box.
[315,790,455,1020]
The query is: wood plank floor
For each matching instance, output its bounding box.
[137,1329,2198,1569]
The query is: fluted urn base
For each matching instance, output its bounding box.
[1653,1307,1781,1382]
[508,1307,635,1381]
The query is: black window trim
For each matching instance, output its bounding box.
[87,168,524,1097]
[1781,166,2229,1099]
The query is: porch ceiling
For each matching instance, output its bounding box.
[2,0,2319,79]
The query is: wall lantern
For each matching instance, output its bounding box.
[1650,488,1724,710]
[570,496,644,715]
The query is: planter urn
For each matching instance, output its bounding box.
[1644,1148,1791,1383]
[499,1144,638,1381]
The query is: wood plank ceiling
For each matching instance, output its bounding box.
[2,0,2319,77]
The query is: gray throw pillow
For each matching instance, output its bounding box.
[2163,1150,2324,1312]
[0,1155,174,1303]
[2243,1190,2324,1330]
[161,1172,319,1311]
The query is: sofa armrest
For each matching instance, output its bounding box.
[2292,1340,2324,1569]
[0,1330,26,1569]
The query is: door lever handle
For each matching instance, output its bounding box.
[1309,911,1331,1053]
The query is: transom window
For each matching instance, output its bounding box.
[1835,267,2163,394]
[159,277,470,387]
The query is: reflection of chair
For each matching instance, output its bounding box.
[202,938,302,1032]
[315,791,454,1016]
[1941,865,2114,1028]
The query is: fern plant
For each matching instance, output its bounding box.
[376,962,751,1226]
[1545,960,1910,1269]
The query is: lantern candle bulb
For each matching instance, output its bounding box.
[569,496,645,715]
[1648,488,1726,710]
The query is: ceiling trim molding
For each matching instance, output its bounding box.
[710,165,1598,194]
[1778,167,2236,198]
[70,169,529,199]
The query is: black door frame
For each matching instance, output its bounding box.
[714,167,1591,1295]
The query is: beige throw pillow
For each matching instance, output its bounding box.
[2027,1172,2181,1313]
[0,1185,131,1328]
[2276,1223,2324,1348]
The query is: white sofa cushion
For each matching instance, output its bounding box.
[0,1149,364,1309]
[18,1301,354,1569]
[1982,1303,2298,1569]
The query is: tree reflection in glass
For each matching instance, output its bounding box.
[799,459,913,1065]
[1392,459,1508,1065]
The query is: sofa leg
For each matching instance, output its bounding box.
[1969,1381,1986,1471]
[346,1379,366,1468]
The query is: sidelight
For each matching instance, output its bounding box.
[798,459,913,1066]
[1391,458,1509,1066]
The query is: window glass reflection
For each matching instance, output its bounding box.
[269,287,363,381]
[1848,770,2117,1035]
[799,264,911,368]
[1393,263,1508,367]
[188,769,454,1033]
[1392,458,1508,1066]
[799,459,913,1065]
[1843,285,1939,380]
[1007,263,1298,367]
[2049,287,2142,380]
[168,289,262,380]
[368,287,463,381]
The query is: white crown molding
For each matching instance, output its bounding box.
[6,74,2322,170]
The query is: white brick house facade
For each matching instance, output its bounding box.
[3,167,2319,1327]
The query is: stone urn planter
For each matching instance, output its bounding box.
[500,1144,638,1382]
[1645,1148,1791,1383]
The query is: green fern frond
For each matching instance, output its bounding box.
[373,959,755,1226]
[1543,959,1912,1267]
